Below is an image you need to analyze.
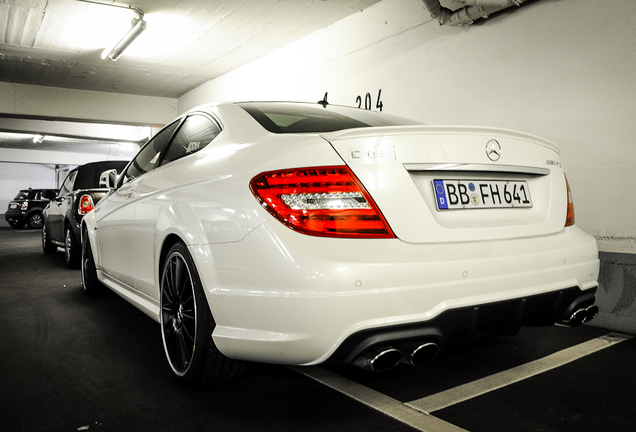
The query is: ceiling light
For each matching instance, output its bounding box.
[101,13,147,61]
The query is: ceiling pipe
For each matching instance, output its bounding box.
[420,0,528,27]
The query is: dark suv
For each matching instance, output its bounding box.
[42,160,129,268]
[5,189,57,229]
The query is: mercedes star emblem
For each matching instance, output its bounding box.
[486,139,501,161]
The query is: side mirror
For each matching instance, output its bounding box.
[99,169,118,189]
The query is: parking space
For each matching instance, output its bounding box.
[1,227,633,432]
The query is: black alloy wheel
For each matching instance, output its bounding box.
[42,223,56,254]
[160,241,244,386]
[65,226,80,268]
[27,212,43,229]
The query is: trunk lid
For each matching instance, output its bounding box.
[321,125,567,243]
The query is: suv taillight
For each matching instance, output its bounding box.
[21,201,28,211]
[565,175,575,227]
[250,166,395,238]
[78,195,95,215]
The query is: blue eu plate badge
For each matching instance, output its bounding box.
[434,180,448,210]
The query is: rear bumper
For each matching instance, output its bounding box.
[326,285,596,364]
[193,223,599,366]
[5,210,26,223]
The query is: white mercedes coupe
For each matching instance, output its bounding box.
[81,101,599,385]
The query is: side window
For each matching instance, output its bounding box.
[160,114,221,166]
[120,120,181,184]
[59,170,78,196]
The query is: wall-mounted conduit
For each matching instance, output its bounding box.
[420,0,529,26]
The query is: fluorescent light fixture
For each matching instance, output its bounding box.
[101,13,147,61]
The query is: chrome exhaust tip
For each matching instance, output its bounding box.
[352,346,402,372]
[568,308,588,326]
[399,341,440,367]
[563,305,600,326]
[584,305,599,322]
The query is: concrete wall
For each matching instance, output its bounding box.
[0,82,177,125]
[179,0,636,332]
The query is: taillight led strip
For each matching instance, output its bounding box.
[250,166,395,238]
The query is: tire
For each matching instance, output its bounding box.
[81,228,103,295]
[42,223,56,254]
[160,241,245,386]
[65,226,80,268]
[27,212,43,229]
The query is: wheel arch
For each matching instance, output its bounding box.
[154,201,212,283]
[80,211,98,266]
[154,200,245,330]
[158,234,184,280]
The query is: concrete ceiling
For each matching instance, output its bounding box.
[0,0,382,159]
[0,0,382,99]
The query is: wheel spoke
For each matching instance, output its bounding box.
[162,262,177,304]
[173,257,183,299]
[176,330,191,369]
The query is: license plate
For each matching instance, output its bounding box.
[433,179,532,210]
[10,204,17,209]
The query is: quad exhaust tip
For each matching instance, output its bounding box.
[563,305,600,327]
[352,341,440,372]
[399,341,440,367]
[352,346,402,372]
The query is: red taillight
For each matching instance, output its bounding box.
[78,195,95,215]
[565,175,575,227]
[250,166,395,238]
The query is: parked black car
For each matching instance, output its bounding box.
[5,188,57,229]
[42,160,129,268]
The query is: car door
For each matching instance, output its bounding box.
[48,170,77,242]
[94,119,182,291]
[132,113,222,299]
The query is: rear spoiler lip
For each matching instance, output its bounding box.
[404,163,551,176]
[321,125,560,155]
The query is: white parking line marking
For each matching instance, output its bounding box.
[291,366,469,432]
[406,332,633,414]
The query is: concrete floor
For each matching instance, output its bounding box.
[1,226,635,432]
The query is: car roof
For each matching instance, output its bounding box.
[74,160,129,190]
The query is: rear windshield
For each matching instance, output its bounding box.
[237,102,420,134]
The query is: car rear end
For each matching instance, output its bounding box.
[322,126,598,359]
[70,161,130,231]
[5,190,52,228]
[5,198,26,226]
[205,104,599,370]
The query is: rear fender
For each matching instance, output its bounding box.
[81,211,99,266]
[154,202,221,288]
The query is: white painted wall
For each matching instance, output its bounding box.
[179,0,636,254]
[0,82,178,125]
